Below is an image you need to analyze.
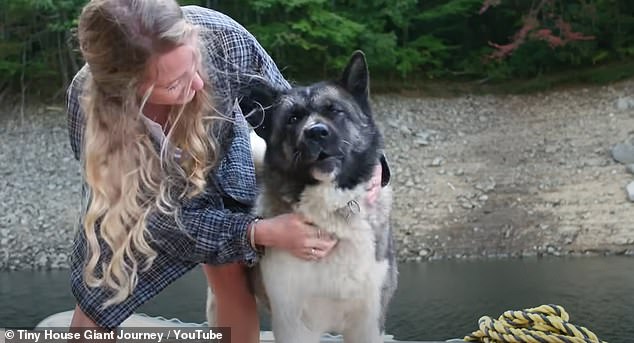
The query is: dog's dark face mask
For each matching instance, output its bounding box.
[240,51,382,189]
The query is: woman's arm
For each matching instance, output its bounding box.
[66,65,88,162]
[65,69,260,266]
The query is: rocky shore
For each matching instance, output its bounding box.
[1,80,634,270]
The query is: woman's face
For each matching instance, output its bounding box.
[139,42,204,105]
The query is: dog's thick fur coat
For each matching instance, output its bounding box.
[206,51,398,343]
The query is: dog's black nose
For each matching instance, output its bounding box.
[305,123,330,140]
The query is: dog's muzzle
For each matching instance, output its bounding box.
[300,123,341,180]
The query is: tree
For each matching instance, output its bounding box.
[481,0,595,60]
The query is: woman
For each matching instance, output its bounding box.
[65,1,387,342]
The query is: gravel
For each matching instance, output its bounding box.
[2,79,634,270]
[0,106,81,270]
[372,80,634,262]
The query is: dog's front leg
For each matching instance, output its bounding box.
[342,303,384,343]
[270,306,322,343]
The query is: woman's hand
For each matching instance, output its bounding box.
[252,213,338,260]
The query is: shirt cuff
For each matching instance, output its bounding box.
[232,213,261,267]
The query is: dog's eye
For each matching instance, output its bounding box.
[327,103,344,115]
[287,107,305,125]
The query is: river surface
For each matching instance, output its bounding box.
[1,256,632,342]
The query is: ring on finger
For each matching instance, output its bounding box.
[317,229,321,239]
[311,247,316,257]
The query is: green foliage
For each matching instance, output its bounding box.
[0,0,83,98]
[212,0,634,83]
[416,0,483,21]
[1,0,633,98]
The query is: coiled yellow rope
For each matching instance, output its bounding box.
[464,304,608,343]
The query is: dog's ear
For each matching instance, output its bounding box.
[238,77,279,141]
[340,50,370,111]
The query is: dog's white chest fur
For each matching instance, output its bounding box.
[255,182,389,340]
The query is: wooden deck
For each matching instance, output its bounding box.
[2,329,466,342]
[19,311,468,342]
[258,331,467,342]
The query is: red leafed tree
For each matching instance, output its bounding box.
[480,0,595,60]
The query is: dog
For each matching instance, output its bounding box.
[207,51,398,343]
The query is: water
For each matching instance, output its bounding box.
[1,256,632,342]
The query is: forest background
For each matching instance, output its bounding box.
[1,0,634,102]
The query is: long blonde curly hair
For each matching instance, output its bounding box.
[77,0,222,307]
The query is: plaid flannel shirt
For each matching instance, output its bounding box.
[66,6,290,329]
